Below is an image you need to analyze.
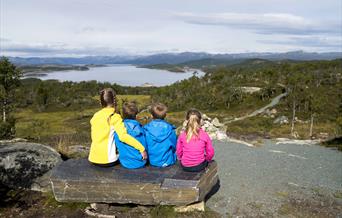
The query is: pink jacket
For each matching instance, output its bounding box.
[176,129,215,167]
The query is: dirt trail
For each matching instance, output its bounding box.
[225,92,288,124]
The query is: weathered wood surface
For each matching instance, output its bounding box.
[50,159,218,205]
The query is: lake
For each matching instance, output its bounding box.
[24,65,204,86]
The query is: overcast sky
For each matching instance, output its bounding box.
[0,0,341,57]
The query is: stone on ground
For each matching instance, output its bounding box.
[174,201,205,212]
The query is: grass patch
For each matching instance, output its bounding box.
[276,191,289,198]
[225,114,336,141]
[15,109,81,138]
[167,111,187,127]
[43,192,89,210]
[270,122,335,139]
[150,205,220,218]
[227,116,273,137]
[15,95,152,143]
[333,191,342,199]
[278,203,292,215]
[150,205,176,218]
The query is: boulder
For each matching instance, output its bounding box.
[0,142,62,191]
[50,159,219,206]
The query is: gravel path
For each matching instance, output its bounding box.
[207,140,342,217]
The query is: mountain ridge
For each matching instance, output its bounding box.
[7,51,342,65]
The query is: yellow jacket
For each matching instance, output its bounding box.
[88,107,145,164]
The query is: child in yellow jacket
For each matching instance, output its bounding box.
[88,88,147,166]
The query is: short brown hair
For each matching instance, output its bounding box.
[150,103,167,119]
[122,102,139,119]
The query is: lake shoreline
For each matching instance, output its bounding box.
[21,64,205,87]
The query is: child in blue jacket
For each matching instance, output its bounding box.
[115,102,147,169]
[144,103,177,167]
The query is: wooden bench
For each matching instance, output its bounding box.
[50,159,218,205]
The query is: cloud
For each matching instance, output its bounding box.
[0,42,134,56]
[175,12,341,35]
[0,38,11,42]
[258,36,342,49]
[75,26,108,34]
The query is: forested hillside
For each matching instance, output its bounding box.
[153,59,341,116]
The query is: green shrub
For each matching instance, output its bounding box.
[0,117,16,139]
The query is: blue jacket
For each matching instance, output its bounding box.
[144,119,177,167]
[115,119,147,169]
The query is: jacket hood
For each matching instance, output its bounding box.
[124,119,144,137]
[144,120,175,142]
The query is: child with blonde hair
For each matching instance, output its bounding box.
[176,109,214,172]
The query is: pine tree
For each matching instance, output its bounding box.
[0,57,22,122]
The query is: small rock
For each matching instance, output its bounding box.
[202,114,211,121]
[264,109,271,116]
[179,115,228,141]
[212,118,224,127]
[240,87,261,94]
[208,132,216,140]
[67,145,90,158]
[207,125,219,134]
[270,108,277,115]
[175,201,205,212]
[219,126,227,133]
[202,120,211,128]
[216,131,228,141]
[274,116,289,125]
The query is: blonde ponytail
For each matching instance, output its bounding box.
[185,109,202,142]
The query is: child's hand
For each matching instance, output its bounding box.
[141,151,147,160]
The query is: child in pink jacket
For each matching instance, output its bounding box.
[176,109,215,172]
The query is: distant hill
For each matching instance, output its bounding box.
[178,58,246,68]
[8,51,342,66]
